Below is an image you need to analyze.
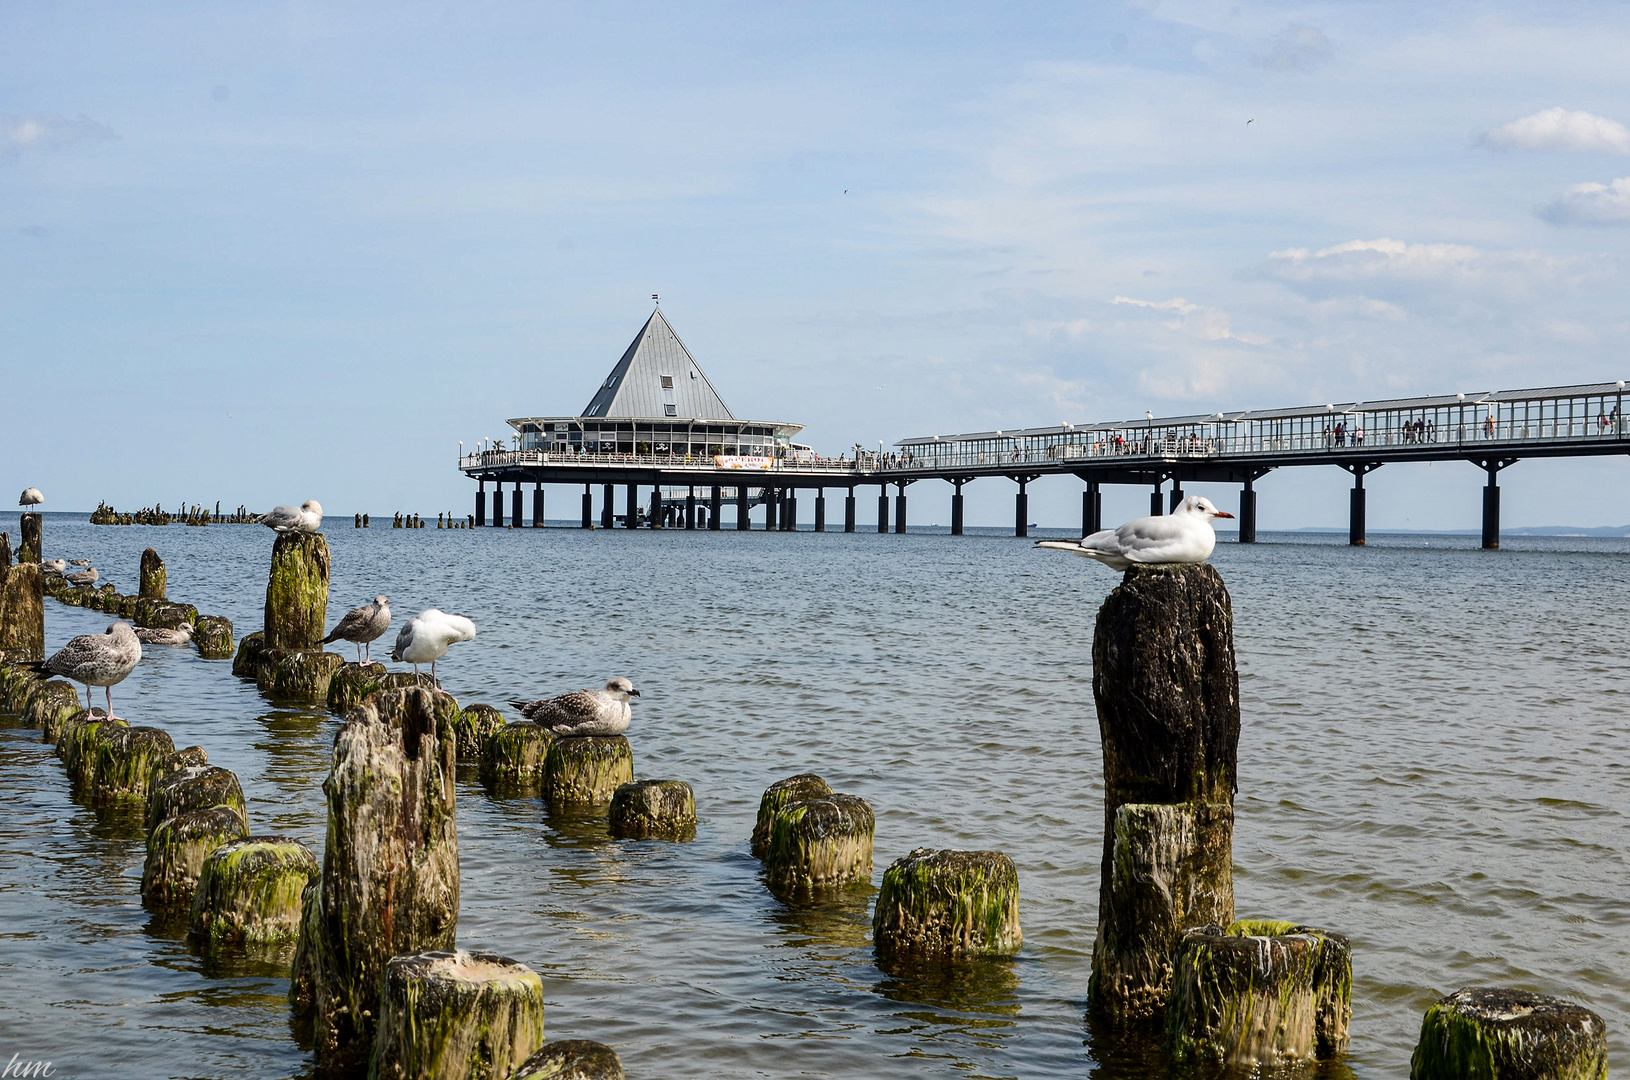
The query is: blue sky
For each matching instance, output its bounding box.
[5,1,1630,529]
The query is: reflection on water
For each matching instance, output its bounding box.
[2,517,1628,1078]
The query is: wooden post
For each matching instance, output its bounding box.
[873,848,1021,966]
[0,532,44,663]
[139,548,167,600]
[368,950,546,1080]
[1089,564,1240,1022]
[1411,988,1606,1080]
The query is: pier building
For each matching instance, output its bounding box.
[460,312,1629,547]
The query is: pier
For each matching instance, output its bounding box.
[461,311,1628,548]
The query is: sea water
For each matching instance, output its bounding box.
[0,514,1624,1078]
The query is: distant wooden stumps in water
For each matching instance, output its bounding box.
[762,792,875,899]
[872,848,1021,966]
[1089,563,1240,1023]
[189,837,320,945]
[1410,988,1607,1080]
[609,780,696,839]
[751,773,832,859]
[291,687,460,1073]
[543,736,634,810]
[0,528,45,663]
[514,1041,626,1080]
[139,547,166,600]
[367,950,547,1080]
[1166,921,1351,1067]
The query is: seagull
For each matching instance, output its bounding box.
[1036,495,1234,570]
[42,559,67,573]
[65,567,99,586]
[136,624,194,646]
[258,499,323,534]
[33,622,142,719]
[323,595,392,663]
[507,678,640,737]
[1246,118,1254,125]
[389,608,476,686]
[68,558,91,566]
[19,488,43,510]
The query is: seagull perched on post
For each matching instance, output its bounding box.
[33,622,142,719]
[258,499,323,534]
[507,678,640,737]
[323,595,391,663]
[389,608,476,686]
[19,488,43,511]
[65,567,99,586]
[1036,495,1234,570]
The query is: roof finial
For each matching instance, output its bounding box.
[652,293,660,306]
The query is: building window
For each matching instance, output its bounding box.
[661,375,674,389]
[665,404,677,416]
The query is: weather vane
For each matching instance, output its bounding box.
[652,293,660,306]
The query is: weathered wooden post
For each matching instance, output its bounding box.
[19,512,42,565]
[751,773,832,859]
[543,736,634,809]
[1410,988,1607,1080]
[482,720,551,779]
[872,848,1022,966]
[143,806,251,905]
[609,780,696,839]
[0,532,45,663]
[454,703,507,763]
[763,793,875,899]
[193,615,235,659]
[26,680,84,741]
[367,950,547,1080]
[139,548,166,600]
[250,530,344,698]
[290,687,460,1072]
[189,837,320,944]
[515,1041,625,1080]
[1089,563,1239,1023]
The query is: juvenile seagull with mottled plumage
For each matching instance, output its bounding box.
[32,622,142,718]
[136,624,194,646]
[323,595,391,663]
[508,678,640,736]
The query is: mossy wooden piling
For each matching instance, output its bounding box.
[514,1041,625,1080]
[1410,987,1607,1080]
[139,547,166,600]
[543,736,633,809]
[0,530,45,663]
[1089,563,1240,1022]
[189,837,320,945]
[763,793,874,898]
[291,686,460,1073]
[482,720,550,778]
[92,725,177,802]
[142,805,251,905]
[609,780,696,839]
[327,661,389,712]
[146,764,247,834]
[454,703,507,763]
[193,615,234,659]
[264,531,331,650]
[25,680,82,740]
[872,848,1021,965]
[367,950,547,1080]
[751,773,832,859]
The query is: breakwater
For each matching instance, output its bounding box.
[0,515,1625,1077]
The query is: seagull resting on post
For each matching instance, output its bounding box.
[33,622,142,719]
[258,499,323,534]
[508,678,640,736]
[1036,495,1234,570]
[389,608,476,686]
[323,595,392,663]
[19,488,43,511]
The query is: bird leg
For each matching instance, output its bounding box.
[413,663,422,687]
[81,683,92,712]
[104,685,119,722]
[356,642,363,664]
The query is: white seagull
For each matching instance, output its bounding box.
[42,559,67,573]
[19,487,43,510]
[389,608,476,686]
[508,678,640,737]
[1036,495,1234,570]
[34,622,142,718]
[258,499,323,534]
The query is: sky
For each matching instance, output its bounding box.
[4,1,1630,530]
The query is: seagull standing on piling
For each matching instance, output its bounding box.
[323,595,392,663]
[508,678,640,736]
[1036,495,1234,570]
[33,622,142,718]
[389,608,476,686]
[258,499,323,534]
[65,567,99,586]
[19,488,43,511]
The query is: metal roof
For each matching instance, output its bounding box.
[580,309,736,420]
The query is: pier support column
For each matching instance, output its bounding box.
[784,490,797,531]
[1169,481,1186,513]
[533,484,544,527]
[737,486,749,530]
[1083,481,1102,536]
[894,484,908,534]
[710,486,722,531]
[601,484,614,529]
[1239,479,1257,544]
[1151,482,1164,517]
[650,487,663,529]
[814,489,826,532]
[765,488,778,531]
[1339,464,1380,547]
[493,482,505,527]
[686,488,696,530]
[878,487,889,533]
[626,484,639,529]
[951,479,965,536]
[1015,478,1030,537]
[845,489,857,533]
[1479,459,1515,549]
[512,485,523,528]
[476,482,486,527]
[582,486,593,529]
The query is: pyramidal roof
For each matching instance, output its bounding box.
[580,309,736,420]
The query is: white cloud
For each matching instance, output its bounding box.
[1480,107,1630,154]
[1111,295,1269,345]
[1538,177,1630,225]
[0,112,116,163]
[1253,24,1334,72]
[1261,238,1578,299]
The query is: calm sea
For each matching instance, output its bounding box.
[1,513,1624,1079]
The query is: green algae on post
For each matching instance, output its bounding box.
[138,548,166,600]
[24,680,81,740]
[751,773,832,859]
[92,725,177,802]
[265,649,344,701]
[454,703,507,762]
[609,779,696,840]
[142,804,250,905]
[193,615,234,659]
[367,949,547,1080]
[326,660,388,712]
[544,736,634,809]
[264,531,331,650]
[764,793,875,899]
[482,720,551,779]
[189,837,320,944]
[1410,987,1608,1080]
[872,848,1021,965]
[513,1040,626,1080]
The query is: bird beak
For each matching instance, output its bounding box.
[629,689,641,698]
[1213,511,1235,518]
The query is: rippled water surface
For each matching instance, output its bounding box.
[1,514,1625,1079]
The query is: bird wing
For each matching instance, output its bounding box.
[324,603,372,642]
[1035,538,1131,570]
[1116,515,1216,564]
[519,690,602,727]
[389,620,416,660]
